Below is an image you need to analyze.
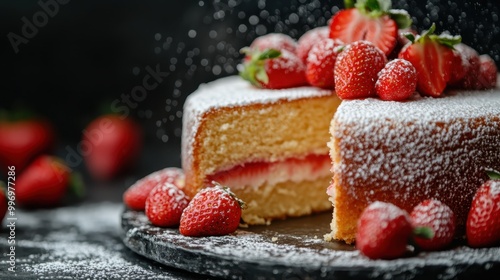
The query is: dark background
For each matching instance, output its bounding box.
[1,0,499,175]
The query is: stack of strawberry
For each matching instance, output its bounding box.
[123,168,245,237]
[357,171,500,259]
[240,0,497,101]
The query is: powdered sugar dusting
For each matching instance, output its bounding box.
[122,210,500,279]
[0,203,185,279]
[331,87,500,227]
[488,180,500,196]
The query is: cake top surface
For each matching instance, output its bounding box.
[335,87,500,124]
[184,75,334,113]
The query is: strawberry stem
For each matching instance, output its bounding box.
[486,169,500,180]
[413,226,434,239]
[69,172,86,199]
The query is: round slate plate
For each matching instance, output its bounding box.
[121,209,500,279]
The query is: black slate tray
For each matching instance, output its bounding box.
[121,209,500,280]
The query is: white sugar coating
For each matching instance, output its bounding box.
[297,26,330,61]
[0,203,179,279]
[366,201,409,221]
[250,33,297,52]
[488,180,500,196]
[268,49,306,73]
[182,76,333,168]
[411,200,455,238]
[14,202,122,233]
[306,38,343,66]
[333,88,500,199]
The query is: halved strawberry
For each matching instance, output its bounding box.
[398,23,461,97]
[239,48,307,89]
[329,0,412,56]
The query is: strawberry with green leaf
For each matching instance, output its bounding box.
[329,0,412,56]
[239,48,307,89]
[399,23,462,97]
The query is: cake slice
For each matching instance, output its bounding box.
[182,76,341,224]
[326,89,500,244]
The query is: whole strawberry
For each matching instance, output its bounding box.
[1,182,7,222]
[0,116,54,172]
[145,182,190,227]
[306,38,344,89]
[16,155,80,208]
[123,167,184,211]
[356,201,412,259]
[410,199,456,251]
[249,33,297,54]
[477,54,498,89]
[239,48,307,89]
[398,23,461,97]
[83,114,142,181]
[375,58,417,101]
[297,26,330,64]
[466,173,500,248]
[334,40,387,99]
[449,43,480,89]
[329,0,412,55]
[179,184,244,237]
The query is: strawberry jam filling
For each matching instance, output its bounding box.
[206,154,331,190]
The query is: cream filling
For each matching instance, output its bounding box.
[208,155,332,191]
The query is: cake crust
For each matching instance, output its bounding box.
[327,89,500,244]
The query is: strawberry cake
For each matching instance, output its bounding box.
[181,76,341,224]
[325,87,500,244]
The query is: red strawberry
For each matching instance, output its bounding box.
[375,58,417,101]
[0,182,7,222]
[83,114,142,181]
[449,43,481,89]
[466,174,500,248]
[0,117,54,172]
[398,24,461,97]
[145,182,190,227]
[306,38,344,89]
[249,33,297,54]
[448,49,469,85]
[477,54,498,89]
[410,199,456,251]
[179,184,244,237]
[356,201,413,259]
[16,155,80,208]
[123,167,184,211]
[329,1,412,55]
[296,26,330,64]
[334,40,387,99]
[239,48,307,89]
